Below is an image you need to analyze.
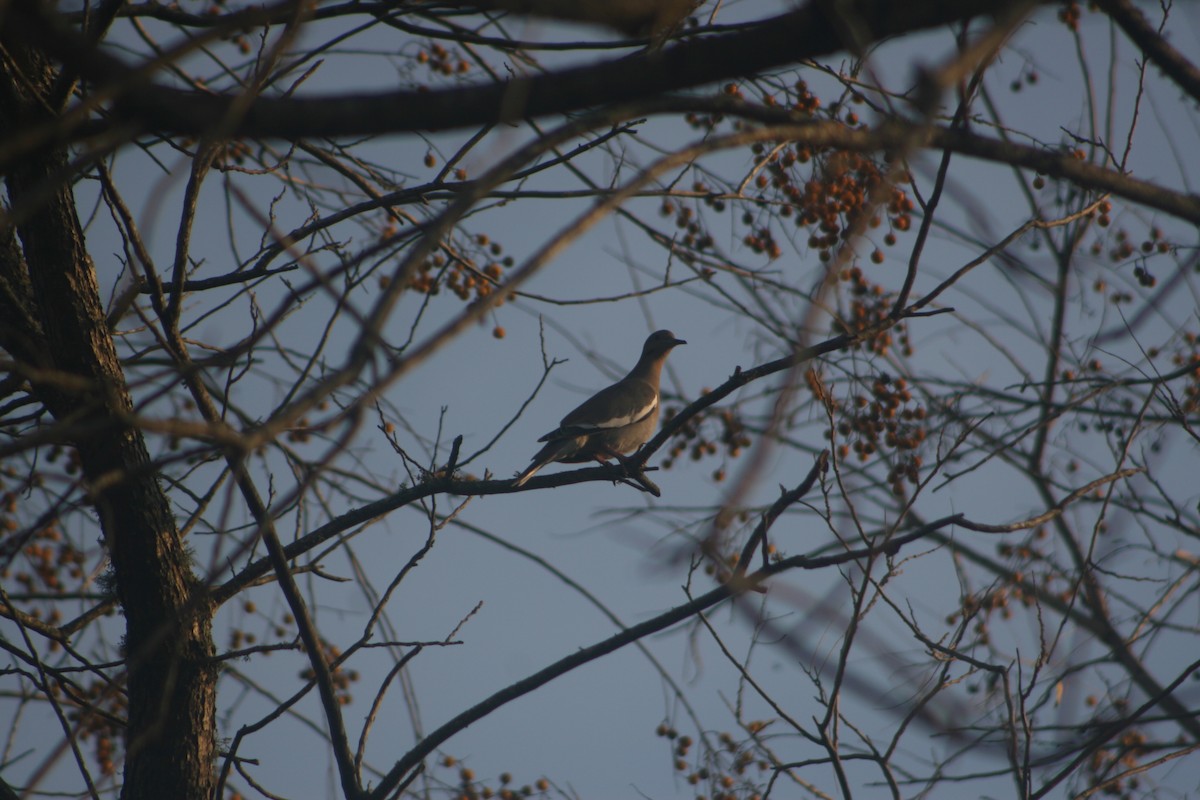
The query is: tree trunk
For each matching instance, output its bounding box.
[0,42,217,800]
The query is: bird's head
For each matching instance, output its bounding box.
[643,329,687,358]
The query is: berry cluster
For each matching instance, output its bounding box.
[2,515,86,599]
[416,41,471,76]
[682,80,915,280]
[298,640,360,706]
[1174,332,1200,414]
[228,602,297,650]
[659,403,751,478]
[660,193,718,262]
[833,265,911,356]
[1085,201,1173,270]
[655,722,771,800]
[441,756,554,800]
[401,231,514,324]
[73,678,126,776]
[829,374,927,496]
[1084,729,1149,800]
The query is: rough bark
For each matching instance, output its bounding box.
[0,39,217,800]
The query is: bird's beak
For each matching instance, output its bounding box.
[672,338,687,347]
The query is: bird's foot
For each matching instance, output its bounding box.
[616,454,661,496]
[591,448,661,495]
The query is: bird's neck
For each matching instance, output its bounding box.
[629,355,666,384]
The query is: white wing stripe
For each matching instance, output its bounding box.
[570,396,657,433]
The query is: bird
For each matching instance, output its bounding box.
[513,329,686,487]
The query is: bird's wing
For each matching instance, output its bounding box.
[536,378,657,441]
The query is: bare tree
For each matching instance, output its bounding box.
[2,1,1198,799]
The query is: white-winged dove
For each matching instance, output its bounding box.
[513,329,686,487]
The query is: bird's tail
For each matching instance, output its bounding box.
[512,462,544,488]
[513,439,573,487]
